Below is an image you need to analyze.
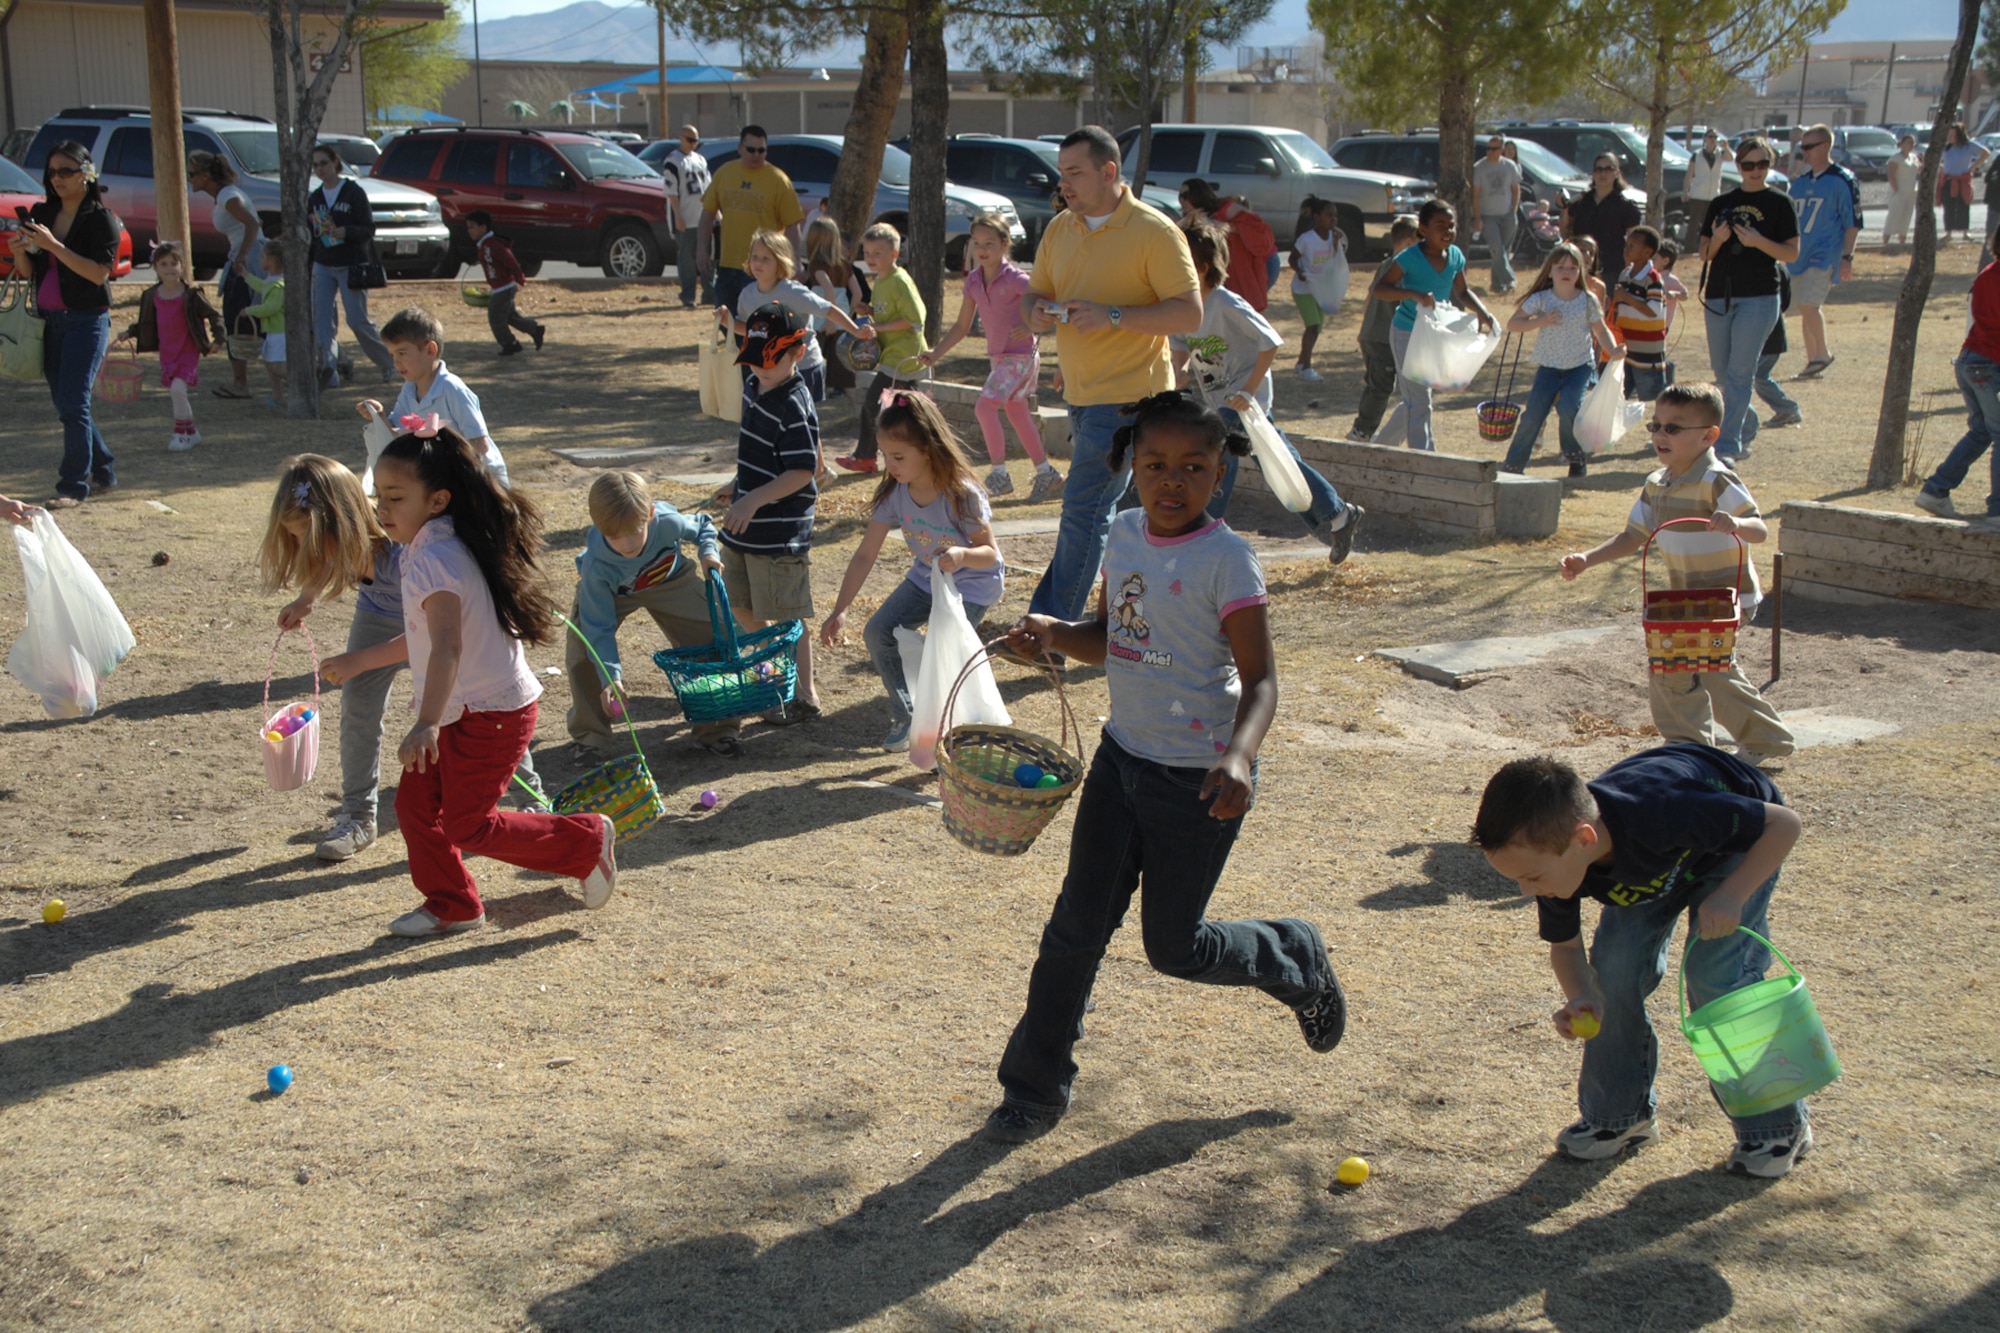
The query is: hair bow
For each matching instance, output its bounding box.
[887,389,934,410]
[397,413,442,438]
[293,481,311,503]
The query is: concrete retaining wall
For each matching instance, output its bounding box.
[854,374,1071,459]
[1235,435,1562,540]
[1778,501,2000,609]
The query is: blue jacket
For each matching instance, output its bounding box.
[574,501,720,681]
[1787,164,1860,280]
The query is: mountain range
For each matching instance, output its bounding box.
[455,2,865,67]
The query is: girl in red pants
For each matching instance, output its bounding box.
[323,420,615,936]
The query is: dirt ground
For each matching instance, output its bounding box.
[2,240,1997,1332]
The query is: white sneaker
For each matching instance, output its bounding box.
[316,817,377,862]
[882,721,912,753]
[1914,489,1957,517]
[388,906,485,937]
[1556,1116,1659,1161]
[1728,1124,1813,1179]
[1296,366,1323,382]
[579,813,617,909]
[168,431,196,452]
[985,464,1015,496]
[1027,465,1065,504]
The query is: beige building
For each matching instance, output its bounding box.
[1754,41,1989,129]
[0,0,445,140]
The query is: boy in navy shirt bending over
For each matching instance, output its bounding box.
[1473,745,1812,1178]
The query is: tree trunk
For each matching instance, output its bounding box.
[1871,0,1980,489]
[906,0,948,342]
[1181,28,1199,121]
[1436,65,1475,224]
[827,8,908,247]
[1643,38,1670,228]
[1133,120,1156,195]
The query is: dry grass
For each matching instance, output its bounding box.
[1,248,1997,1331]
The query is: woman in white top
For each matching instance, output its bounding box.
[1683,132,1731,225]
[189,150,262,399]
[1884,134,1925,245]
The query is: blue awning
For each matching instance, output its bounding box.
[572,66,747,95]
[375,105,462,124]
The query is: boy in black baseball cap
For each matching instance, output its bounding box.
[718,303,823,724]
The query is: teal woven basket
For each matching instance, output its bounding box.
[653,576,801,723]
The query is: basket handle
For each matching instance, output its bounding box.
[1677,925,1801,1024]
[553,612,655,786]
[942,635,1079,757]
[263,625,320,721]
[700,569,745,662]
[234,312,259,337]
[1640,516,1746,600]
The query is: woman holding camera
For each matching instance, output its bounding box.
[1696,134,1799,463]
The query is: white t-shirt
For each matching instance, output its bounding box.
[1171,284,1282,413]
[1291,228,1339,295]
[398,516,542,728]
[212,184,259,268]
[1520,287,1603,370]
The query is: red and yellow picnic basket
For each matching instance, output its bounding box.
[1641,517,1744,675]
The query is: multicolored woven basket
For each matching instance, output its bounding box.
[542,615,665,842]
[96,339,142,403]
[653,576,801,723]
[1642,518,1744,675]
[937,639,1085,856]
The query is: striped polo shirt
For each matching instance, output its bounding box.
[1613,261,1667,365]
[1626,449,1762,608]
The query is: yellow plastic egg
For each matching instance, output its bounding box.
[1336,1155,1370,1186]
[43,899,66,924]
[1571,1011,1601,1040]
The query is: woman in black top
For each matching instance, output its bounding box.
[308,143,394,385]
[1564,154,1643,281]
[1696,135,1799,460]
[17,141,123,508]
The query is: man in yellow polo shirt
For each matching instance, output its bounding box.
[1021,126,1203,620]
[698,124,806,314]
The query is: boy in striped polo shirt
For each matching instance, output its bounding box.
[1611,225,1668,401]
[719,303,823,724]
[1558,382,1793,766]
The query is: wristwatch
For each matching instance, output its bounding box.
[1108,305,1123,328]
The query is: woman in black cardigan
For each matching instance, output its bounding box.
[17,140,123,508]
[308,143,394,385]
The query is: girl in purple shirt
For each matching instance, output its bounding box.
[922,215,1065,503]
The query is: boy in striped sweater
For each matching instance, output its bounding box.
[1612,225,1668,400]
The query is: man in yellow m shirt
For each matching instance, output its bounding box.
[698,125,806,314]
[1022,126,1203,620]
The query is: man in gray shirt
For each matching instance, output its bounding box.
[1472,136,1524,294]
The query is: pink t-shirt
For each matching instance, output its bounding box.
[966,260,1035,357]
[399,516,542,728]
[37,264,65,312]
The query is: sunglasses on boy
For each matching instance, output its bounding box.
[1645,420,1707,436]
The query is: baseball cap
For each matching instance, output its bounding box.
[735,303,811,368]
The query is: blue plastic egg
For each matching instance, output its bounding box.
[1014,764,1044,788]
[267,1064,293,1094]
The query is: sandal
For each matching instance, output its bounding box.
[211,385,254,400]
[1797,356,1835,379]
[43,495,84,510]
[758,700,822,727]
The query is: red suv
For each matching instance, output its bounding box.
[373,127,674,279]
[0,153,132,280]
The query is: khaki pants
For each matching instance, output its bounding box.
[566,569,743,750]
[1648,665,1794,757]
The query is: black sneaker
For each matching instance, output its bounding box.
[1567,457,1588,478]
[1296,972,1348,1054]
[499,343,522,356]
[980,1103,1062,1145]
[1326,504,1364,566]
[531,325,546,352]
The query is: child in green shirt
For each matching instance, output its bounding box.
[242,240,289,408]
[835,222,929,473]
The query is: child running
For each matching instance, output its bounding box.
[718,229,873,404]
[819,391,1003,751]
[1611,225,1668,400]
[356,306,512,486]
[125,241,222,450]
[465,210,546,357]
[241,241,289,408]
[320,425,614,935]
[1474,746,1812,1177]
[1351,215,1420,442]
[920,213,1064,502]
[1289,195,1345,381]
[835,222,929,474]
[1501,241,1624,477]
[1371,199,1495,451]
[979,389,1346,1145]
[260,455,548,865]
[1175,216,1362,563]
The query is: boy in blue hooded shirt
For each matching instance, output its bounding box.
[567,470,744,757]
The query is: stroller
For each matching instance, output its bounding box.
[1511,199,1563,267]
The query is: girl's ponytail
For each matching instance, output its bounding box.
[378,428,558,646]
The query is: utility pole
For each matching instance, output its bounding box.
[656,5,668,139]
[142,0,189,262]
[1794,48,1809,133]
[472,0,484,126]
[1881,44,1897,124]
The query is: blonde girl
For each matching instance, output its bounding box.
[1500,242,1624,476]
[718,228,873,403]
[819,392,1003,751]
[125,240,222,451]
[1288,195,1345,380]
[921,213,1064,502]
[258,454,547,866]
[804,217,866,397]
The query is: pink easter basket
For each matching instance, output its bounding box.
[261,627,321,792]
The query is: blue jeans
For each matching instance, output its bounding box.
[1742,353,1799,446]
[42,309,114,500]
[1581,854,1807,1147]
[863,578,990,728]
[1502,362,1594,471]
[1389,322,1436,450]
[1030,403,1131,619]
[714,266,753,318]
[996,730,1331,1113]
[311,262,393,378]
[1703,295,1779,456]
[1923,350,2000,515]
[1209,406,1349,533]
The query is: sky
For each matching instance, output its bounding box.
[460,0,1967,51]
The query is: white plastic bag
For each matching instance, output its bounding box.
[8,513,135,718]
[1400,303,1498,390]
[1307,237,1350,315]
[1238,400,1313,514]
[907,572,1008,770]
[1576,359,1633,454]
[361,406,395,497]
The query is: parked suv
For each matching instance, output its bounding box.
[20,107,449,278]
[1817,125,1897,182]
[374,126,674,278]
[699,134,1024,271]
[934,134,1179,255]
[1493,121,1787,236]
[1329,133,1596,212]
[1113,123,1428,255]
